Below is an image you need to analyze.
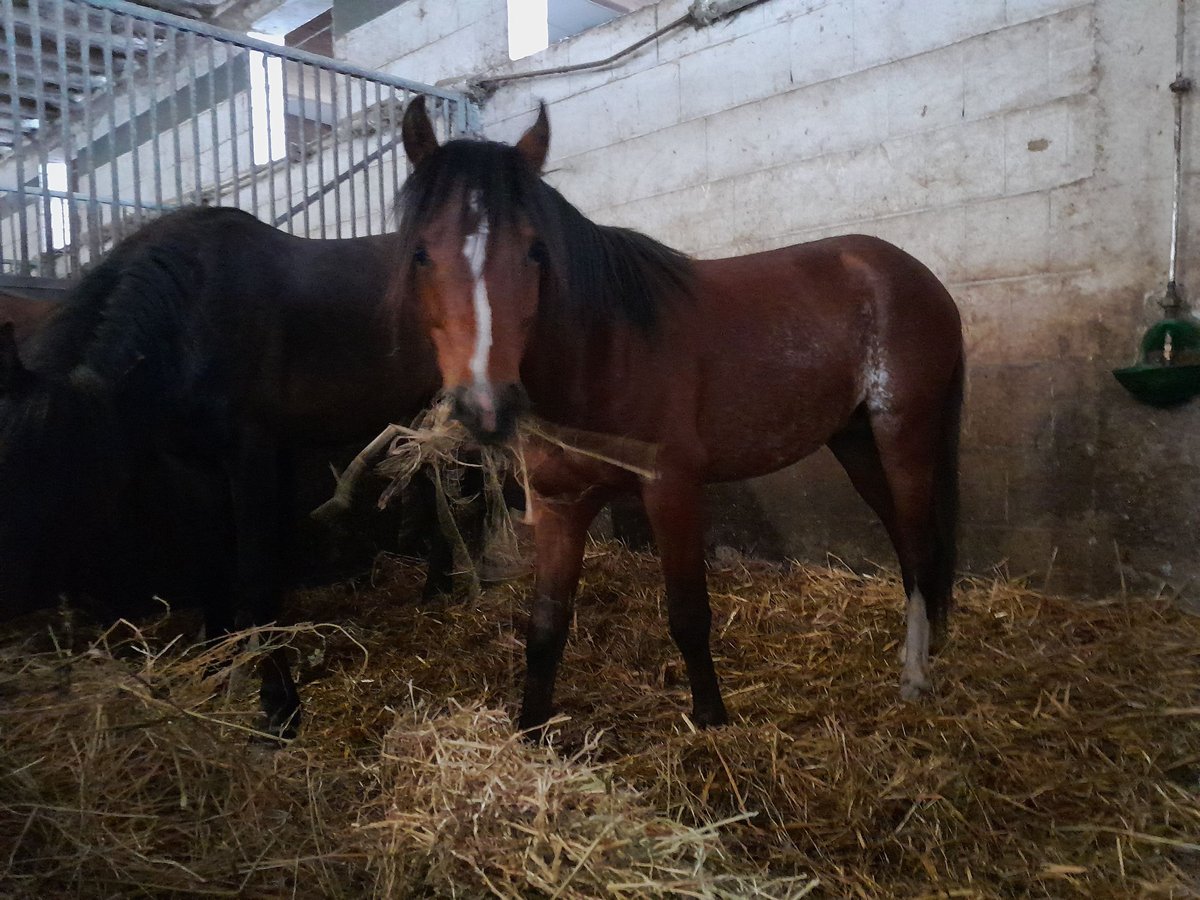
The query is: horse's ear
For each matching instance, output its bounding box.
[515,101,550,172]
[0,321,26,395]
[402,96,440,169]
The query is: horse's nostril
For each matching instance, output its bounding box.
[448,382,527,445]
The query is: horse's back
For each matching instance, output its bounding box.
[695,234,960,374]
[33,207,425,444]
[700,233,957,315]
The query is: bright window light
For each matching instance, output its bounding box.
[43,161,70,251]
[249,32,286,165]
[508,0,549,60]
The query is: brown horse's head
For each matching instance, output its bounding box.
[396,98,690,444]
[398,97,550,443]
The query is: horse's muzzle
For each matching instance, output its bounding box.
[449,381,530,445]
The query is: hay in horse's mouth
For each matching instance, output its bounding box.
[310,400,662,596]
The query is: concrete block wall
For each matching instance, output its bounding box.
[347,0,1197,597]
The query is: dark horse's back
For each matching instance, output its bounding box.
[28,207,435,449]
[2,207,438,623]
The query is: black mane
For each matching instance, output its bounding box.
[394,139,693,331]
[32,208,245,393]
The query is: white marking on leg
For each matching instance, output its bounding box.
[900,588,932,701]
[463,191,496,428]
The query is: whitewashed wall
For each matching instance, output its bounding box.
[340,0,1199,597]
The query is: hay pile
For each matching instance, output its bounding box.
[2,544,1198,897]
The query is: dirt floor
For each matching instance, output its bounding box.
[1,542,1198,897]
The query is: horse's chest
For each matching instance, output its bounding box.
[523,440,638,500]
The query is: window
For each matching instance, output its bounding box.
[508,0,657,61]
[509,0,549,60]
[42,161,70,251]
[249,32,287,165]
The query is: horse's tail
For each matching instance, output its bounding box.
[932,349,964,605]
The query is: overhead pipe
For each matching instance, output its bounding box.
[475,0,769,91]
[688,0,763,27]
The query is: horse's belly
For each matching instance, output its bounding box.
[701,422,837,483]
[697,364,859,483]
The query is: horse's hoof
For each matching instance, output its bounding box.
[420,575,456,604]
[260,690,302,741]
[517,708,552,743]
[899,677,932,703]
[259,704,301,742]
[691,702,729,729]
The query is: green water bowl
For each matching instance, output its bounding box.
[1113,363,1200,407]
[1112,317,1200,407]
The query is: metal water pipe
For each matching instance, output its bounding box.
[1113,0,1200,406]
[688,0,763,27]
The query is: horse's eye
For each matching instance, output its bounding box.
[413,247,431,267]
[527,241,547,265]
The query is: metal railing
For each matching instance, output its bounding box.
[0,0,477,283]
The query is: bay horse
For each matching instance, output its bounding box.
[394,97,964,733]
[0,206,445,737]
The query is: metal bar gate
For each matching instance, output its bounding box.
[0,0,476,285]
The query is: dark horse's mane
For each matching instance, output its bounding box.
[33,207,244,395]
[394,139,694,331]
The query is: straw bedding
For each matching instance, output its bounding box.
[1,543,1197,897]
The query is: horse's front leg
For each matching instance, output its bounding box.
[642,477,728,727]
[518,491,603,736]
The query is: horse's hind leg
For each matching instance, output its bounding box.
[641,477,728,727]
[828,404,957,701]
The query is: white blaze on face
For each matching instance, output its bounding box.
[463,191,496,424]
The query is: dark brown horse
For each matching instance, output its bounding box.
[0,206,444,737]
[393,98,964,733]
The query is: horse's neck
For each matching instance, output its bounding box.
[523,314,636,425]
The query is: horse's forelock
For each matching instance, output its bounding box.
[391,139,539,298]
[392,137,693,332]
[396,141,535,239]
